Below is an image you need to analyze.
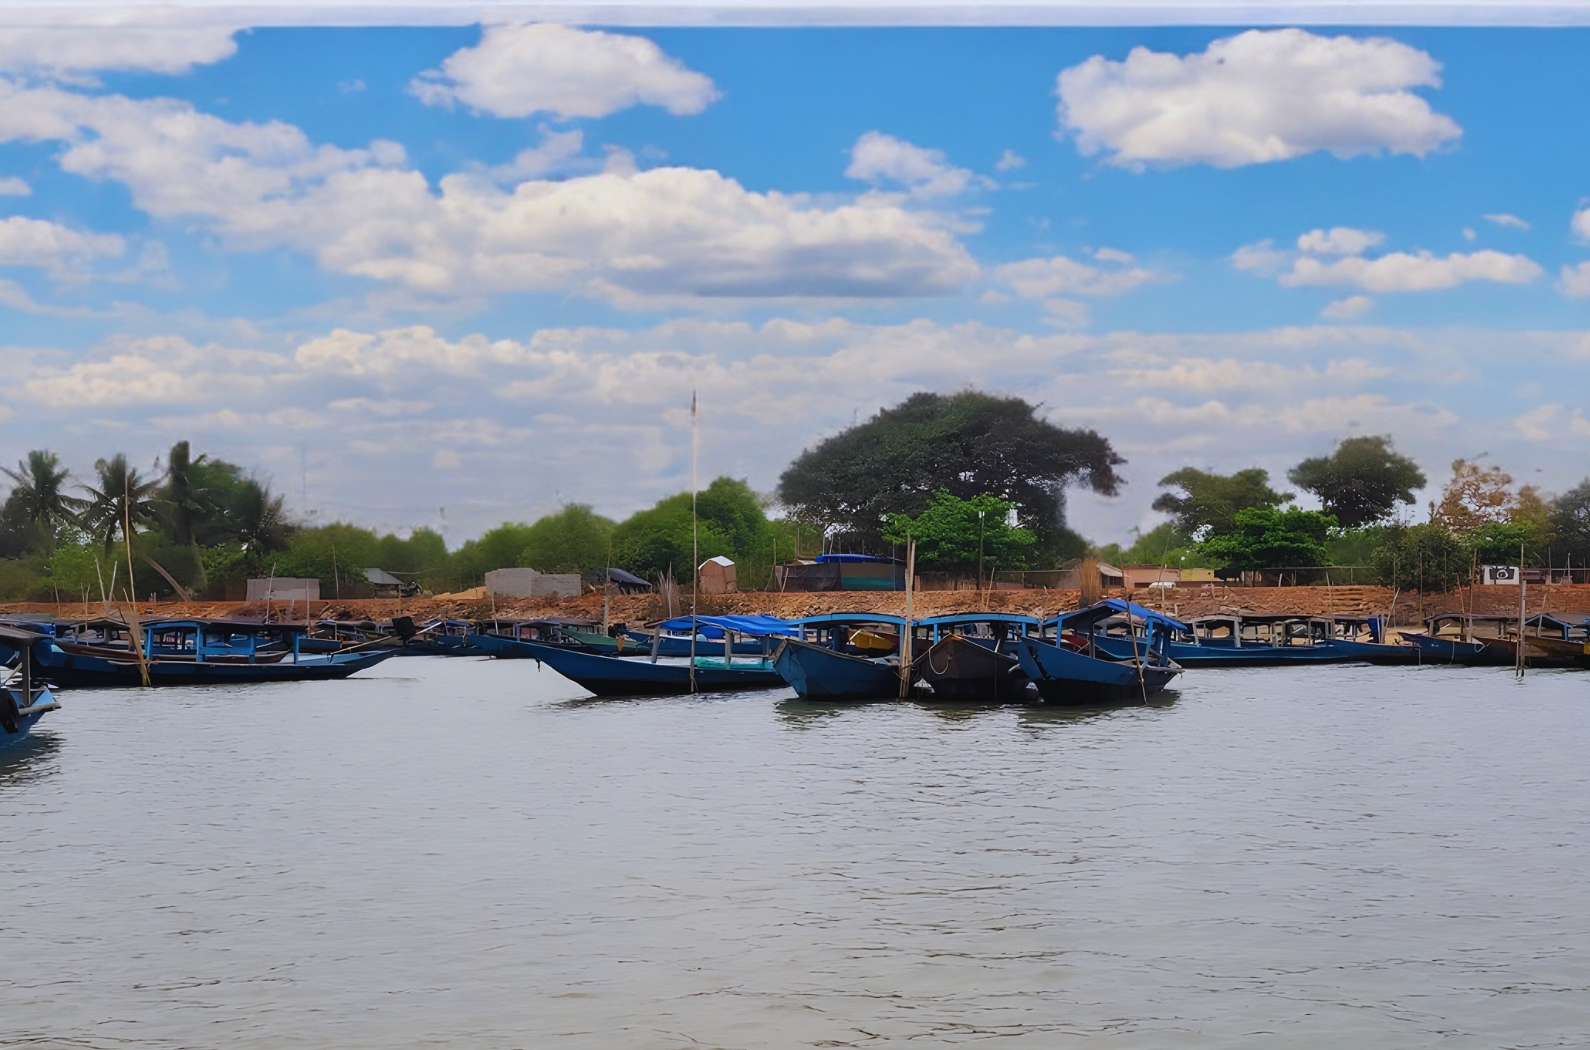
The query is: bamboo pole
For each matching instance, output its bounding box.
[121,484,151,688]
[898,538,915,699]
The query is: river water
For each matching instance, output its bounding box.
[3,657,1588,1048]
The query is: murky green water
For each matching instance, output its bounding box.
[4,657,1589,1048]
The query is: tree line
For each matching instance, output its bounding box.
[1,391,1585,600]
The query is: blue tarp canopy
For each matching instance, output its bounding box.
[1053,599,1189,633]
[814,554,898,564]
[656,614,801,638]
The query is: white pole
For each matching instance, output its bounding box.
[689,390,699,695]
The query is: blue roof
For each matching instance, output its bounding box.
[916,613,1039,628]
[794,612,908,628]
[1051,600,1189,633]
[656,614,800,637]
[814,554,898,564]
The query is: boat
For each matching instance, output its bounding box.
[1519,614,1590,668]
[912,613,1039,701]
[466,618,631,657]
[0,626,60,747]
[1317,615,1418,665]
[399,619,479,656]
[1402,614,1524,666]
[1073,610,1379,667]
[1017,600,1182,704]
[23,618,398,687]
[625,614,797,659]
[771,614,909,701]
[513,631,788,696]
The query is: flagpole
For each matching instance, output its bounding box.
[689,390,699,695]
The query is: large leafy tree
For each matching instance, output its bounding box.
[517,504,616,574]
[1430,459,1517,531]
[2,450,84,548]
[160,440,215,546]
[78,454,162,553]
[1197,507,1335,570]
[611,476,768,583]
[231,478,294,570]
[1371,523,1470,592]
[778,391,1122,557]
[1551,478,1590,564]
[1287,436,1425,528]
[1152,467,1292,537]
[882,491,1037,571]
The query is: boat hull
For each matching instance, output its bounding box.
[916,635,1028,701]
[1404,633,1513,666]
[1015,637,1180,705]
[28,642,396,687]
[772,638,902,701]
[514,640,786,696]
[0,687,57,748]
[1087,634,1370,668]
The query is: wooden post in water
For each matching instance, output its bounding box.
[898,538,916,699]
[688,390,699,695]
[1516,541,1527,678]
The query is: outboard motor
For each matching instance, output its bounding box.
[391,615,419,642]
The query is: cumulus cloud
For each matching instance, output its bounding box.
[1057,28,1461,169]
[0,23,237,80]
[1282,249,1541,292]
[1238,225,1541,293]
[19,336,289,408]
[1322,294,1375,319]
[995,149,1025,171]
[1558,261,1590,297]
[0,175,29,196]
[1484,213,1529,230]
[0,215,124,276]
[845,132,983,198]
[0,82,975,303]
[1573,203,1590,242]
[409,24,717,120]
[995,252,1163,299]
[1298,226,1385,256]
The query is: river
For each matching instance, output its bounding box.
[3,657,1588,1048]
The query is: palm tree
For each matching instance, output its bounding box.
[2,450,85,549]
[232,478,293,571]
[79,454,162,553]
[162,440,213,546]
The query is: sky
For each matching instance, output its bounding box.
[2,14,1589,546]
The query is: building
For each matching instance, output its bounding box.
[697,556,738,594]
[1121,565,1181,589]
[485,567,583,599]
[775,554,906,592]
[1054,559,1125,592]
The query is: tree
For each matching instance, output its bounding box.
[1197,507,1335,570]
[2,450,84,549]
[231,479,294,570]
[612,477,770,583]
[517,504,615,574]
[778,391,1122,558]
[882,491,1038,571]
[1371,523,1468,592]
[1287,435,1425,528]
[1152,467,1293,537]
[1430,459,1517,531]
[160,440,214,546]
[1551,479,1590,565]
[78,454,162,553]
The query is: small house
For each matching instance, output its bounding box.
[697,556,738,595]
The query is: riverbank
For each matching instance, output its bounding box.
[4,583,1587,626]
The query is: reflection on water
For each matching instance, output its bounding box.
[3,659,1590,1049]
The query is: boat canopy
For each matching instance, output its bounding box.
[916,613,1039,629]
[1053,600,1190,633]
[656,614,800,637]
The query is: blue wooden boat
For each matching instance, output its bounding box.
[398,619,478,656]
[771,614,908,700]
[24,618,397,688]
[467,617,645,658]
[0,626,60,746]
[1318,616,1418,665]
[912,613,1040,701]
[625,614,798,658]
[1066,610,1375,667]
[1401,614,1519,666]
[1016,600,1182,704]
[512,638,787,696]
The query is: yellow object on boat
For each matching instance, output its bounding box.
[848,629,898,652]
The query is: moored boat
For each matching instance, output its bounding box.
[912,613,1039,701]
[771,614,908,701]
[0,626,60,746]
[513,638,787,695]
[1019,600,1182,704]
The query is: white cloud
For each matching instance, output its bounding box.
[1573,203,1590,242]
[1322,294,1375,319]
[0,215,123,276]
[1109,355,1388,391]
[1057,29,1461,169]
[1514,403,1560,441]
[409,24,717,120]
[1281,249,1542,292]
[845,131,981,199]
[19,336,288,408]
[0,82,976,303]
[0,24,238,79]
[995,253,1163,299]
[0,175,29,196]
[1558,261,1590,297]
[995,149,1025,171]
[1230,239,1290,277]
[1298,227,1384,256]
[1485,213,1529,231]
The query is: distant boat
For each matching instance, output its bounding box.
[1071,610,1384,667]
[625,614,798,659]
[1402,614,1522,666]
[23,618,397,687]
[1520,613,1590,668]
[467,618,636,657]
[399,619,478,656]
[771,613,908,700]
[512,638,787,696]
[1017,600,1182,704]
[912,613,1039,701]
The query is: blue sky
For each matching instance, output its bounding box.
[2,18,1589,544]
